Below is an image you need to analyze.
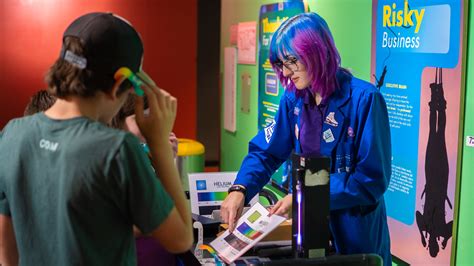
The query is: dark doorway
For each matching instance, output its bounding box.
[197,0,221,168]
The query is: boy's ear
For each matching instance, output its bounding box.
[107,76,127,100]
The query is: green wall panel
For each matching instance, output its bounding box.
[220,0,276,172]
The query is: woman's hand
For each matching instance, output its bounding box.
[269,194,292,217]
[220,191,245,232]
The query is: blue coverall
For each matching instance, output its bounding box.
[234,73,392,265]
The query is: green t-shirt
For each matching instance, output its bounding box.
[0,113,174,265]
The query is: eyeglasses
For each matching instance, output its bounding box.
[274,56,299,72]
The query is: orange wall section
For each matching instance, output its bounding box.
[0,0,197,139]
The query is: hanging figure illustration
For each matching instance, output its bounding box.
[415,68,453,258]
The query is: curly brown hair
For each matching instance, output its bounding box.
[45,36,131,99]
[24,90,57,116]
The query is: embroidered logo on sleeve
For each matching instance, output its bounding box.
[323,129,335,143]
[324,112,339,127]
[264,120,276,143]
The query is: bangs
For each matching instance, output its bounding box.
[268,17,300,92]
[269,23,298,65]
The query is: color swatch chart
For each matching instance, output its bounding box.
[237,222,263,240]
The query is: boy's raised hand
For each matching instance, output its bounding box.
[132,73,193,251]
[134,72,177,147]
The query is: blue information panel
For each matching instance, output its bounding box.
[372,0,465,263]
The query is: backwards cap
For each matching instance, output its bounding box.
[61,12,144,77]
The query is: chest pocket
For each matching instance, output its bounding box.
[335,141,355,173]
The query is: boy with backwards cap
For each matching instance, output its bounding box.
[0,12,193,265]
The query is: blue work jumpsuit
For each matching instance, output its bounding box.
[234,74,392,265]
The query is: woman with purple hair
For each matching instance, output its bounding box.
[221,13,392,265]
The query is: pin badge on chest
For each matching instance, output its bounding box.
[323,128,335,143]
[324,112,339,127]
[348,126,355,138]
[294,107,300,116]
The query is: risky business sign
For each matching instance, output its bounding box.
[371,0,465,264]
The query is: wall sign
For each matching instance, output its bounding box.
[371,0,466,264]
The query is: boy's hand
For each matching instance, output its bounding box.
[134,74,177,147]
[169,132,178,159]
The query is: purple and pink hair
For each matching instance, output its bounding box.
[269,12,346,99]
